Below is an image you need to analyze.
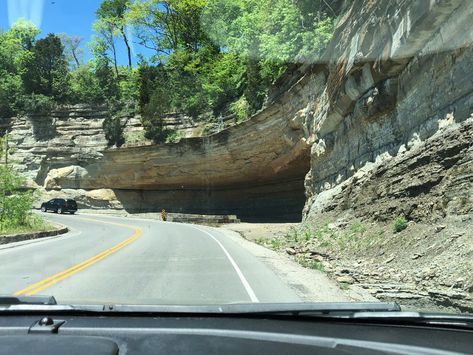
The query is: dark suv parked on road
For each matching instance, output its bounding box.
[41,199,77,214]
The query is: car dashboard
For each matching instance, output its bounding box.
[0,312,472,354]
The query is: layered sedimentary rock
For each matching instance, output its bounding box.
[4,80,316,220]
[3,0,472,222]
[303,0,473,220]
[3,105,138,184]
[35,77,317,219]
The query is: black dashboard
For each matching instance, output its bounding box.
[0,313,472,354]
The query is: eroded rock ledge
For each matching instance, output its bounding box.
[304,0,473,220]
[5,71,318,220]
[3,0,472,224]
[41,87,314,219]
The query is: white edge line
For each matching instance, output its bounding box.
[193,226,259,303]
[55,213,260,302]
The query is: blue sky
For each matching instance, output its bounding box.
[0,0,137,65]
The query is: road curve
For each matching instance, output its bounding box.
[0,213,300,305]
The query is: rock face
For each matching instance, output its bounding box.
[3,0,473,223]
[4,94,315,220]
[303,0,473,221]
[35,78,316,220]
[311,119,473,222]
[4,105,110,184]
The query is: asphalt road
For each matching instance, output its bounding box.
[0,213,300,305]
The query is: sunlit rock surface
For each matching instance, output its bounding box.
[2,0,472,222]
[303,0,473,220]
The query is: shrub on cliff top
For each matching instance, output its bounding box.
[19,94,56,115]
[103,117,125,147]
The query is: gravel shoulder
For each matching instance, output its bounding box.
[219,224,377,303]
[221,223,299,242]
[225,214,473,313]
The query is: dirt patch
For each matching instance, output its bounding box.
[221,223,299,242]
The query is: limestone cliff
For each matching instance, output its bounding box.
[303,0,473,222]
[2,0,472,224]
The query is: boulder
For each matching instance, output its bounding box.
[44,166,89,190]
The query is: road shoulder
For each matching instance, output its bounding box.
[218,225,377,303]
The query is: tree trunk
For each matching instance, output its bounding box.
[121,27,133,70]
[111,41,119,77]
[72,50,80,68]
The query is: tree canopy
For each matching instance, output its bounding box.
[0,0,338,146]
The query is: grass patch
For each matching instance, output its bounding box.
[165,130,183,143]
[286,224,333,244]
[393,216,408,233]
[338,282,350,290]
[257,219,390,272]
[0,214,54,236]
[255,236,287,251]
[296,256,325,271]
[333,221,367,251]
[270,237,286,250]
[124,130,147,145]
[255,237,266,245]
[304,220,385,253]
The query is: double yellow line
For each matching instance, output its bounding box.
[14,217,143,297]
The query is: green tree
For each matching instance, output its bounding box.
[91,21,119,76]
[118,67,140,109]
[124,0,337,138]
[0,20,39,117]
[5,19,40,51]
[128,0,211,61]
[244,55,267,114]
[90,36,120,101]
[202,52,245,115]
[70,64,104,104]
[0,164,35,231]
[97,0,133,69]
[58,33,84,69]
[0,74,22,117]
[103,117,125,147]
[23,34,70,101]
[203,0,335,65]
[137,62,162,111]
[0,136,37,232]
[139,64,172,143]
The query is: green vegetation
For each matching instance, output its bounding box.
[255,216,413,279]
[393,216,408,233]
[124,130,147,145]
[0,136,50,235]
[0,214,53,236]
[165,130,183,143]
[255,219,392,274]
[103,117,126,147]
[230,96,251,123]
[1,1,338,146]
[296,256,324,271]
[22,33,70,101]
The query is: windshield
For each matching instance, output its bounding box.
[0,0,471,315]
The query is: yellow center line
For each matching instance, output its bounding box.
[14,216,143,297]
